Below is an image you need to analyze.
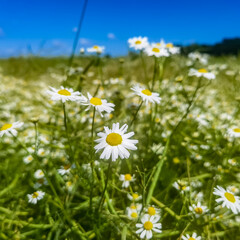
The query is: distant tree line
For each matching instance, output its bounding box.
[181,38,240,56]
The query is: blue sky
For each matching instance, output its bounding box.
[0,0,240,57]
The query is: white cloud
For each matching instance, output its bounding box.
[79,38,90,45]
[107,33,115,39]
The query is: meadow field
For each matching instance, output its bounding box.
[0,40,240,240]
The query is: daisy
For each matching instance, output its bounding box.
[81,93,115,117]
[87,45,105,54]
[127,192,142,202]
[34,169,45,179]
[23,155,33,164]
[0,121,23,137]
[227,127,240,138]
[173,180,190,194]
[94,123,138,161]
[189,202,208,217]
[27,191,45,204]
[47,86,83,103]
[213,185,240,214]
[119,174,135,188]
[58,164,72,175]
[66,181,74,192]
[136,214,162,239]
[145,205,161,216]
[145,43,169,58]
[188,52,209,65]
[131,85,161,105]
[182,232,201,240]
[189,68,215,80]
[128,36,149,51]
[165,42,180,55]
[126,206,140,220]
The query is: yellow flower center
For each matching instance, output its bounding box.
[130,205,137,209]
[144,221,153,230]
[135,40,141,44]
[173,157,180,164]
[198,68,208,73]
[39,171,44,176]
[233,128,240,133]
[124,174,132,181]
[64,164,71,170]
[156,43,161,46]
[90,97,102,106]
[106,133,122,146]
[224,192,236,203]
[148,207,156,215]
[166,43,173,48]
[189,238,196,240]
[66,181,72,187]
[132,193,139,200]
[195,207,203,214]
[93,45,99,49]
[131,212,138,218]
[1,123,12,131]
[141,89,152,96]
[32,192,39,198]
[152,47,160,53]
[58,89,71,96]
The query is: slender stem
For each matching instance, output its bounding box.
[89,108,96,211]
[140,50,147,82]
[96,159,112,213]
[62,103,73,161]
[186,157,192,205]
[129,100,143,128]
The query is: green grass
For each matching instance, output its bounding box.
[0,54,240,239]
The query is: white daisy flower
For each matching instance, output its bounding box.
[126,206,140,220]
[213,185,240,214]
[188,52,209,65]
[23,155,34,164]
[34,169,45,179]
[189,68,215,80]
[27,191,45,204]
[131,85,161,105]
[128,36,149,50]
[57,164,72,175]
[119,174,135,188]
[182,232,201,240]
[47,86,83,103]
[136,214,162,239]
[145,205,161,216]
[145,43,169,58]
[189,202,208,217]
[228,158,237,166]
[87,45,105,54]
[37,148,48,157]
[127,192,142,202]
[173,180,190,193]
[227,186,239,195]
[66,181,73,192]
[227,127,240,138]
[94,123,138,161]
[0,121,23,137]
[165,42,180,55]
[81,93,115,117]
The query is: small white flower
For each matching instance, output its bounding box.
[58,164,72,175]
[136,214,162,239]
[228,159,237,166]
[173,180,190,193]
[227,127,240,138]
[37,148,48,157]
[81,93,115,117]
[87,45,105,54]
[95,123,138,161]
[188,52,209,65]
[47,86,83,103]
[213,185,240,214]
[27,191,45,204]
[128,36,149,50]
[23,155,34,164]
[34,169,45,179]
[145,205,161,216]
[145,43,169,58]
[189,68,215,80]
[131,85,161,105]
[0,121,23,137]
[126,204,142,220]
[189,202,208,217]
[182,232,201,240]
[127,192,142,202]
[165,42,180,55]
[119,174,135,188]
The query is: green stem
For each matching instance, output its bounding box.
[129,100,143,128]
